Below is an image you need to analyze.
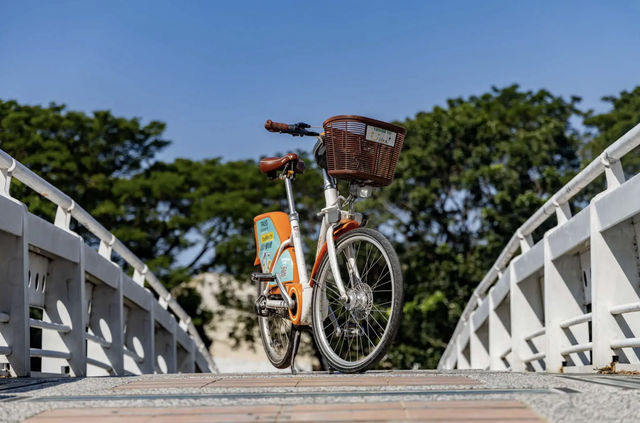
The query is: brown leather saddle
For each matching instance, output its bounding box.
[259,153,305,179]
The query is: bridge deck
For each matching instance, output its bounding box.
[1,370,638,422]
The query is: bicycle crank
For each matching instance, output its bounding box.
[254,293,296,317]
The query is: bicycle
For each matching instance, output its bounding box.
[252,115,406,373]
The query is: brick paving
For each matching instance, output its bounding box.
[23,400,546,422]
[115,374,480,390]
[14,371,624,422]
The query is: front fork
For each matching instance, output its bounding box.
[325,223,350,302]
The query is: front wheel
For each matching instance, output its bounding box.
[311,228,403,373]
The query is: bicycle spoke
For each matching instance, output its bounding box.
[366,309,388,334]
[371,301,392,309]
[342,249,357,286]
[370,268,391,290]
[360,253,384,283]
[360,320,376,350]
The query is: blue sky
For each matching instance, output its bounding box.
[1,1,639,162]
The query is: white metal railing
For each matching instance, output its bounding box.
[499,346,511,360]
[0,148,217,376]
[523,328,545,342]
[86,357,113,371]
[559,313,592,329]
[30,319,71,333]
[610,302,640,315]
[522,352,545,363]
[124,348,145,364]
[609,301,640,350]
[440,122,640,372]
[30,349,72,360]
[86,333,111,348]
[560,343,592,356]
[611,338,640,349]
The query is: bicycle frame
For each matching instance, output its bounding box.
[260,159,358,326]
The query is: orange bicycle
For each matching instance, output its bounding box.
[252,115,405,373]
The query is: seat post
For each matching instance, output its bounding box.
[284,176,297,217]
[284,174,310,289]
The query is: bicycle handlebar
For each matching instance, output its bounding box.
[264,120,319,137]
[265,120,290,132]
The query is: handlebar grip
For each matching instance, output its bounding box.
[265,120,290,133]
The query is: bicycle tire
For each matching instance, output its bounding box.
[311,228,403,373]
[257,279,295,369]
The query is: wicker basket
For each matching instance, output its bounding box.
[323,115,406,187]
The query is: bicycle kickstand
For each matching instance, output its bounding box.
[290,326,302,375]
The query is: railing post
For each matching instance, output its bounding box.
[518,232,533,253]
[510,266,545,372]
[154,314,177,374]
[543,233,590,373]
[177,338,196,373]
[85,263,124,376]
[554,201,572,225]
[0,157,16,198]
[0,197,30,376]
[98,234,116,260]
[470,302,490,369]
[54,202,74,231]
[455,323,471,369]
[602,155,625,190]
[133,266,147,286]
[194,347,212,373]
[591,193,640,371]
[122,279,155,374]
[0,169,11,197]
[489,273,512,370]
[41,234,86,376]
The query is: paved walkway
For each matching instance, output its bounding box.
[1,370,639,422]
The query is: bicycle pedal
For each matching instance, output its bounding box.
[254,294,270,317]
[251,272,276,282]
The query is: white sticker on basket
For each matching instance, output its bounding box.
[365,125,396,147]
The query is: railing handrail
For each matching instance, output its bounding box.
[0,148,217,373]
[440,122,640,368]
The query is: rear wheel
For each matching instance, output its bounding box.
[311,228,403,373]
[257,280,295,369]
